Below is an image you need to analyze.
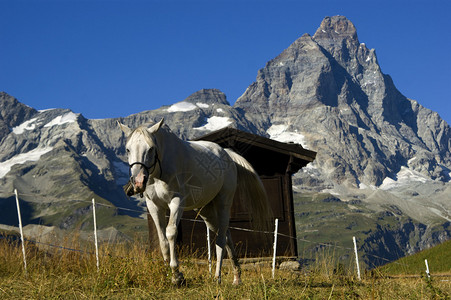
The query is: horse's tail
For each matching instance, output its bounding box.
[225,149,273,232]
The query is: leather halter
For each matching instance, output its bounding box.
[129,151,162,182]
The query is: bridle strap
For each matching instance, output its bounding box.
[129,151,162,180]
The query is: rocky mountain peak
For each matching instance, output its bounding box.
[235,16,451,189]
[271,33,321,64]
[313,16,365,75]
[313,15,358,43]
[183,89,230,106]
[0,92,38,141]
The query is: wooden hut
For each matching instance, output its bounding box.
[147,127,316,257]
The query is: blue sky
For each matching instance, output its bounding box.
[1,0,450,125]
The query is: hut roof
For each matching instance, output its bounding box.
[194,127,316,175]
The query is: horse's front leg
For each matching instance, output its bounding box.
[146,199,170,262]
[167,196,185,285]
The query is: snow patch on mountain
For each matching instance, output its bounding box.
[0,147,53,178]
[44,112,78,128]
[194,116,232,131]
[379,167,431,190]
[166,102,197,112]
[38,108,56,113]
[196,102,209,108]
[12,118,38,134]
[267,124,307,147]
[359,182,376,190]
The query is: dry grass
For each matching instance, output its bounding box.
[1,236,450,299]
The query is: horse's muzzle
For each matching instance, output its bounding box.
[133,171,147,194]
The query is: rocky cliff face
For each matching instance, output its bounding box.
[0,106,127,206]
[89,88,254,160]
[0,92,37,141]
[234,16,451,264]
[235,16,451,189]
[1,16,450,266]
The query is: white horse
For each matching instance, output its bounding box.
[118,119,271,285]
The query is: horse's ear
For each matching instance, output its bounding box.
[117,121,132,136]
[148,118,164,134]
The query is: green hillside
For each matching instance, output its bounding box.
[294,192,413,269]
[378,239,451,275]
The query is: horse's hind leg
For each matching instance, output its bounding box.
[214,220,228,284]
[198,193,240,284]
[214,210,241,285]
[225,229,241,285]
[196,202,223,282]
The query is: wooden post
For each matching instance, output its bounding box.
[425,259,430,278]
[14,189,27,273]
[272,218,279,279]
[206,224,212,274]
[353,236,361,280]
[92,198,99,271]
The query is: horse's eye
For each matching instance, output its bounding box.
[126,148,130,153]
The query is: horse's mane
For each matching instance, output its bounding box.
[128,124,173,147]
[128,127,152,145]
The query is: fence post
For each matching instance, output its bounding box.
[272,218,279,279]
[92,198,99,271]
[14,189,27,273]
[353,236,361,280]
[206,224,212,274]
[425,259,430,278]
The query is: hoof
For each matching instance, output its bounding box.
[233,271,242,285]
[171,272,186,287]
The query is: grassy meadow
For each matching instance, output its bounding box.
[378,239,451,275]
[1,233,450,299]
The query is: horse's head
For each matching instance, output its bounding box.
[118,119,164,195]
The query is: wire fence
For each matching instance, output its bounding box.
[2,189,449,280]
